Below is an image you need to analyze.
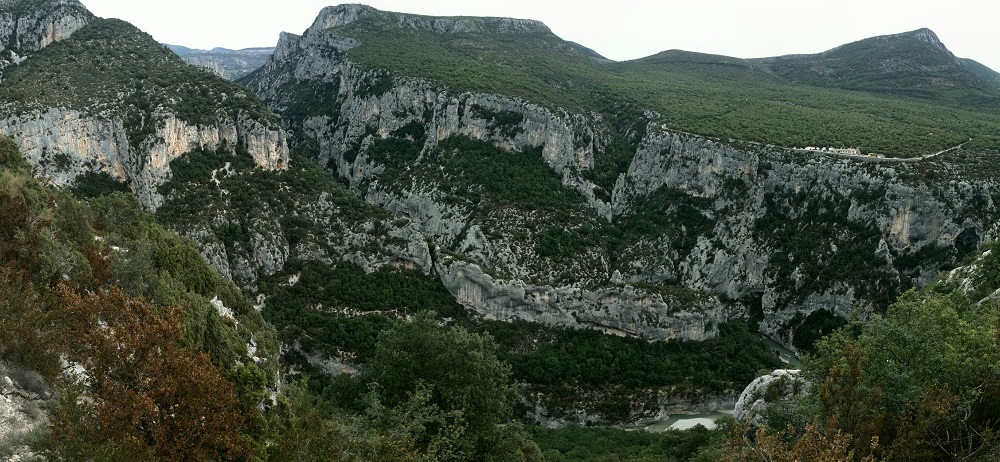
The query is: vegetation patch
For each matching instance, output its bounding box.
[530,425,725,462]
[260,258,466,361]
[470,104,526,138]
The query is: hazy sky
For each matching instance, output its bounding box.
[80,0,1000,71]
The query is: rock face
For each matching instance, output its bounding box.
[437,255,726,341]
[611,130,1000,341]
[245,4,1000,345]
[734,369,807,423]
[0,0,93,67]
[0,107,289,209]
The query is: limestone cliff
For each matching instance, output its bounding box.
[0,107,289,209]
[437,254,726,341]
[246,4,1000,346]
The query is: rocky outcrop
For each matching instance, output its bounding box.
[304,4,548,39]
[0,107,289,209]
[1,2,290,210]
[614,129,998,341]
[249,4,607,213]
[437,254,725,341]
[257,70,607,215]
[0,0,93,67]
[183,56,230,79]
[734,369,807,423]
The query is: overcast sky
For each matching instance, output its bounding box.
[80,0,1000,71]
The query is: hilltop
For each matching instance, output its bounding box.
[0,15,287,208]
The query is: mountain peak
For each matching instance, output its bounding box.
[307,3,369,35]
[305,3,551,39]
[904,27,957,60]
[912,28,944,47]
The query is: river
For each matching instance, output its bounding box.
[645,334,801,432]
[758,333,802,368]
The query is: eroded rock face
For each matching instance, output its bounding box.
[0,108,289,209]
[614,130,999,341]
[245,4,1000,345]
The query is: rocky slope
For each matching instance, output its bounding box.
[0,107,287,208]
[244,4,1000,347]
[3,1,999,351]
[0,361,50,461]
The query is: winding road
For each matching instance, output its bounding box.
[795,138,972,163]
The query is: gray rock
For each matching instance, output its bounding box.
[0,108,289,209]
[0,362,49,461]
[734,369,807,423]
[437,254,726,340]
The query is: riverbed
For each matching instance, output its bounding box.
[644,410,734,431]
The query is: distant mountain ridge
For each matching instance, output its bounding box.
[167,44,274,80]
[627,28,999,97]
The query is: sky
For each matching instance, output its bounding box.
[80,0,1000,71]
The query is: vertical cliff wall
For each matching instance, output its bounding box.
[0,108,289,208]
